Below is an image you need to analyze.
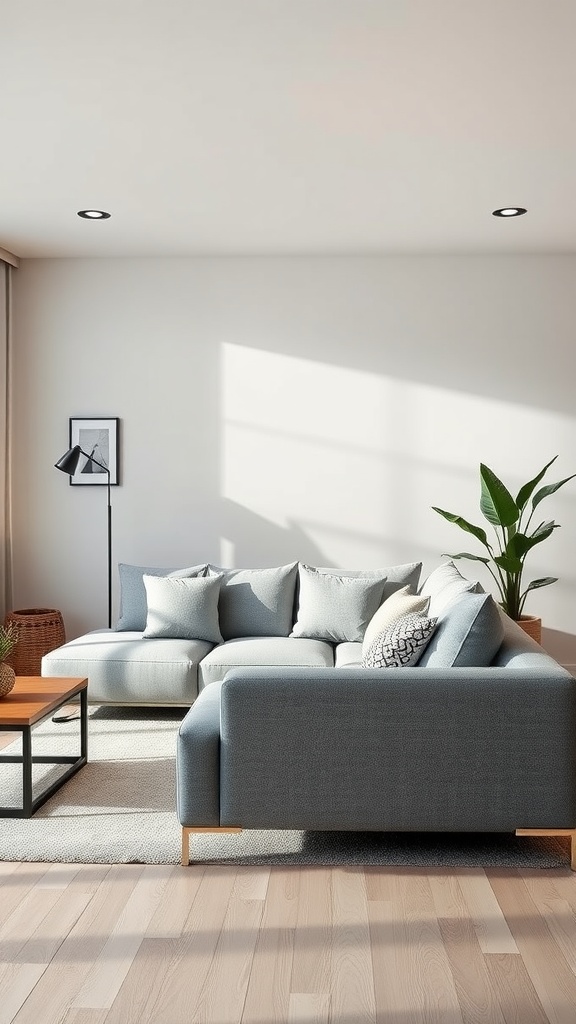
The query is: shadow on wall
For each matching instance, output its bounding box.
[216,497,426,572]
[217,498,327,568]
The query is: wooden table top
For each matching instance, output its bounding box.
[0,677,88,726]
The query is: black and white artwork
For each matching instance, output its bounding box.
[69,417,119,485]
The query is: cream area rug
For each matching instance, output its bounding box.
[0,707,570,868]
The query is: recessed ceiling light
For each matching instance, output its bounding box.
[77,210,111,220]
[492,207,527,217]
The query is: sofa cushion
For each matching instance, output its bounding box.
[362,613,438,668]
[362,585,430,657]
[334,641,363,668]
[198,636,335,688]
[315,561,422,600]
[417,591,504,668]
[41,629,211,704]
[290,564,386,643]
[207,563,298,639]
[143,574,224,643]
[116,562,207,631]
[418,561,480,618]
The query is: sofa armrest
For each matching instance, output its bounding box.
[176,681,222,826]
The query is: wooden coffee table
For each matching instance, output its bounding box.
[0,676,88,817]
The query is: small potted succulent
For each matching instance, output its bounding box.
[432,457,576,642]
[0,621,19,697]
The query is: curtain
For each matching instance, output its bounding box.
[0,259,13,621]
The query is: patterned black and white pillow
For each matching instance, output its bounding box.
[362,613,438,668]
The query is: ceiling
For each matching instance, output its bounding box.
[3,0,576,258]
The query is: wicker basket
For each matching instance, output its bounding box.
[3,608,66,676]
[0,662,16,697]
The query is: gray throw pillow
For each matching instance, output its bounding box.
[315,562,422,601]
[419,560,480,618]
[362,613,438,668]
[418,591,504,668]
[142,574,224,643]
[290,564,387,643]
[116,562,207,632]
[207,563,298,639]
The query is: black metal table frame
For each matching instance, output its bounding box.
[0,686,88,817]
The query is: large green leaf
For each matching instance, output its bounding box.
[524,577,558,592]
[509,523,557,557]
[532,474,576,510]
[431,508,489,547]
[494,553,523,574]
[479,464,519,527]
[442,552,490,564]
[515,457,558,511]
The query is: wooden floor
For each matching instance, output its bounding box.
[1,860,576,1023]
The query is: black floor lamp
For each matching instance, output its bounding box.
[55,444,112,630]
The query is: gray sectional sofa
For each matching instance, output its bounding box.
[177,613,576,866]
[42,558,423,704]
[41,557,576,867]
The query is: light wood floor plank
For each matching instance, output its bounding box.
[63,1011,109,1019]
[63,1011,109,1024]
[364,866,394,901]
[9,865,145,1024]
[291,867,332,996]
[521,875,576,978]
[145,865,204,939]
[370,870,463,1024]
[103,865,238,1024]
[483,952,550,1024]
[330,867,376,1023]
[0,863,52,929]
[242,867,300,1023]
[0,963,47,1024]
[35,864,81,890]
[488,869,576,1024]
[457,868,520,954]
[0,862,21,882]
[429,870,507,1023]
[0,888,62,961]
[288,992,331,1023]
[232,865,271,902]
[13,889,95,964]
[70,865,173,1010]
[191,892,264,1023]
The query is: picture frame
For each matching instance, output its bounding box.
[69,417,120,486]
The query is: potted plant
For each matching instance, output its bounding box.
[0,621,19,697]
[432,456,576,642]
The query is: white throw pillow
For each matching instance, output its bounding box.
[362,585,430,657]
[362,613,438,669]
[419,561,479,618]
[142,574,224,643]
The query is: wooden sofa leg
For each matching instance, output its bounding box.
[181,827,243,866]
[516,828,576,870]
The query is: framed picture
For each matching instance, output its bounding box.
[69,417,119,485]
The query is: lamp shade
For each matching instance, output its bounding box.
[54,445,83,475]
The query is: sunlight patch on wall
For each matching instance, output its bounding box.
[221,343,576,581]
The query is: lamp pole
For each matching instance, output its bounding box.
[54,444,112,629]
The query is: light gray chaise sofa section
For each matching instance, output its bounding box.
[177,614,576,867]
[42,559,423,704]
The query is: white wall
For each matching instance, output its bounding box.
[11,255,576,664]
